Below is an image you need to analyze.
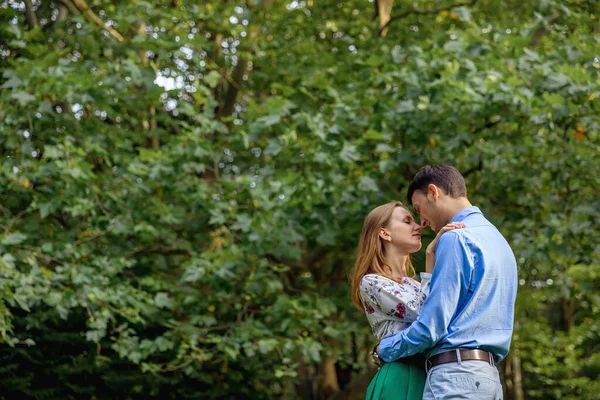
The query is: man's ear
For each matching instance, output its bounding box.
[427,184,440,201]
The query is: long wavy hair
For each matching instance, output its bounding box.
[351,201,416,310]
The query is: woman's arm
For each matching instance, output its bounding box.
[360,275,427,323]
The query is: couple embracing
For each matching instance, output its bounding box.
[351,165,517,400]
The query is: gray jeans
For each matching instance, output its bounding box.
[423,357,503,400]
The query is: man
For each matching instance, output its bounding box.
[376,165,518,399]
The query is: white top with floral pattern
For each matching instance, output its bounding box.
[359,273,432,341]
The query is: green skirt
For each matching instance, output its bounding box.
[365,361,426,400]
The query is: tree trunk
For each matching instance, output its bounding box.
[511,350,525,400]
[560,297,576,379]
[150,106,159,149]
[318,356,340,400]
[218,58,248,118]
[216,0,272,120]
[24,0,39,28]
[561,297,575,332]
[376,0,394,37]
[327,369,376,400]
[504,351,514,398]
[57,4,69,23]
[296,361,316,400]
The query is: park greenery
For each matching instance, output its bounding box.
[0,0,599,398]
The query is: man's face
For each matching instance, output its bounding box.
[411,190,443,233]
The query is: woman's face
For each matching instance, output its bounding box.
[382,207,422,253]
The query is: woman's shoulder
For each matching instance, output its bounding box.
[402,276,421,287]
[360,274,405,292]
[360,274,423,299]
[361,274,416,286]
[360,273,391,286]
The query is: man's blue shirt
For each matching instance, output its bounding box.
[379,206,518,363]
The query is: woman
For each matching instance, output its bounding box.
[351,201,464,400]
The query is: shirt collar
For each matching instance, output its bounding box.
[450,206,482,223]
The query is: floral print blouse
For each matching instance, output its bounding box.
[359,273,432,341]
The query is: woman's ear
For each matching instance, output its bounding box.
[379,229,392,242]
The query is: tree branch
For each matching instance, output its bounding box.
[462,159,483,178]
[94,192,111,216]
[529,13,559,49]
[7,209,30,233]
[127,246,192,258]
[472,118,501,134]
[58,0,80,17]
[74,227,111,245]
[63,0,124,42]
[379,0,478,35]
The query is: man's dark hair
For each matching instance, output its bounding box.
[407,165,467,204]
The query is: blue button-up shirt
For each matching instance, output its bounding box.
[379,206,518,363]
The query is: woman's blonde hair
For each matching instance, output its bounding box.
[351,201,416,309]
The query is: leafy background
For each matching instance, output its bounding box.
[0,0,598,399]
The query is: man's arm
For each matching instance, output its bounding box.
[378,232,472,362]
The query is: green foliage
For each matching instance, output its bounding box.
[0,0,598,398]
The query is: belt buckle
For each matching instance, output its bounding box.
[426,359,433,370]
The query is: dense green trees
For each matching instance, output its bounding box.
[1,0,598,398]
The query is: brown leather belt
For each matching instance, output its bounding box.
[426,349,494,370]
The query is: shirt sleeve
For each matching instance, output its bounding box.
[419,272,432,296]
[360,275,428,323]
[378,232,472,362]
